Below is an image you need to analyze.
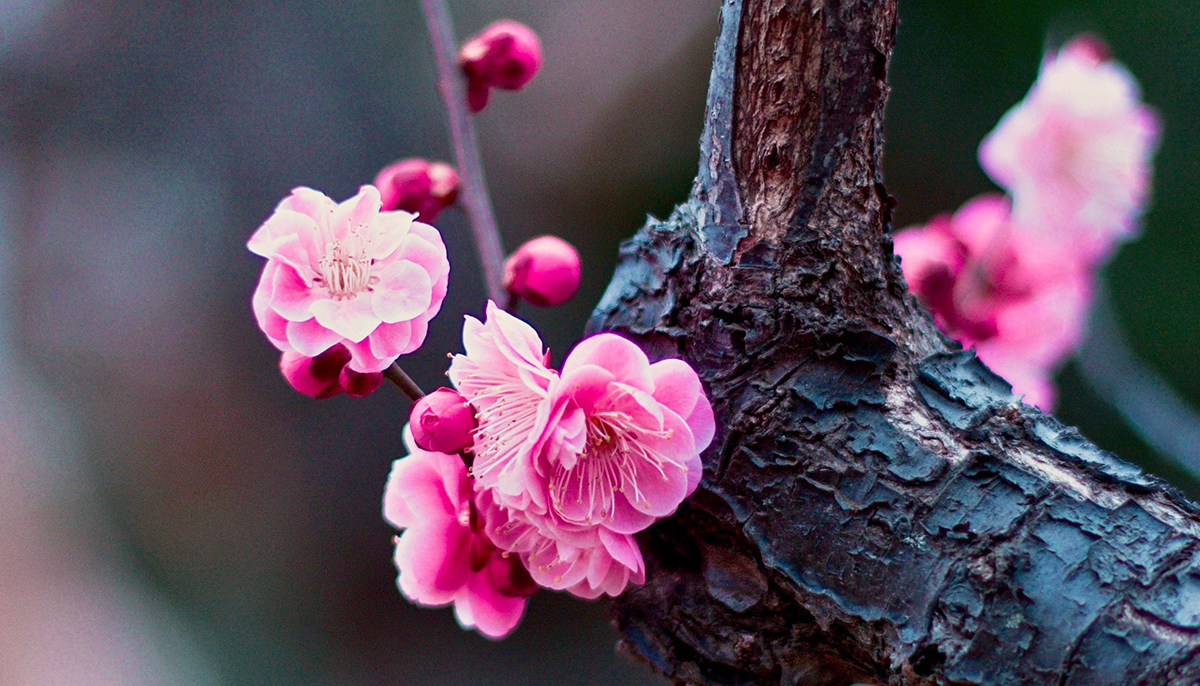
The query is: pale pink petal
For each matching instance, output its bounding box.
[394,232,450,285]
[343,338,393,373]
[285,318,343,357]
[269,262,321,322]
[371,260,433,324]
[649,359,702,418]
[367,209,416,261]
[277,186,335,217]
[455,572,527,639]
[562,333,654,393]
[369,321,414,360]
[382,458,418,529]
[330,185,383,240]
[310,296,379,343]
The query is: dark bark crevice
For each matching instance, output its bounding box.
[589,0,1200,684]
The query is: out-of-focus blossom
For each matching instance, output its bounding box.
[248,185,450,373]
[447,303,713,597]
[383,430,535,639]
[894,194,1091,409]
[503,235,581,307]
[979,35,1160,263]
[374,159,461,223]
[459,20,543,113]
[410,388,478,455]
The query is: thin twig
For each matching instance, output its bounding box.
[384,363,426,402]
[420,0,507,304]
[1077,278,1200,482]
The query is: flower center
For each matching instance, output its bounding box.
[315,227,377,299]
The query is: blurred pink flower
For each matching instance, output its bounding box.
[459,20,543,113]
[979,35,1160,263]
[503,235,581,307]
[448,302,714,596]
[374,158,460,223]
[383,430,535,639]
[894,194,1091,409]
[249,186,450,373]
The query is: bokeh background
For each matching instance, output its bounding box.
[1,0,1197,684]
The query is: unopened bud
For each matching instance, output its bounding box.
[374,158,461,223]
[458,20,542,113]
[410,387,477,454]
[503,235,581,307]
[340,366,384,398]
[280,345,352,399]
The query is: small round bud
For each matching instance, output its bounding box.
[374,158,461,223]
[340,366,384,398]
[280,345,352,399]
[503,235,581,307]
[410,387,477,454]
[458,20,542,113]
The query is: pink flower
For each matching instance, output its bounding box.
[383,429,535,639]
[503,235,582,307]
[459,20,543,113]
[411,388,478,454]
[894,194,1091,409]
[249,185,450,373]
[448,302,714,596]
[978,35,1159,263]
[374,158,460,223]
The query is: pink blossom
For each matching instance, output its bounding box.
[249,185,450,373]
[448,302,714,596]
[411,388,478,454]
[978,35,1159,263]
[374,158,460,223]
[383,430,535,639]
[459,20,543,113]
[503,235,582,307]
[894,194,1091,409]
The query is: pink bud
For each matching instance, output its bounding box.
[503,235,581,307]
[279,345,352,399]
[374,158,461,223]
[340,366,384,398]
[458,20,542,113]
[410,387,477,454]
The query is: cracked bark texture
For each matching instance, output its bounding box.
[588,1,1200,684]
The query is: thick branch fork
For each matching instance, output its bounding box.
[589,1,1200,684]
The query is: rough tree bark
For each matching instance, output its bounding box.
[588,1,1200,684]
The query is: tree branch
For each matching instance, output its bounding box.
[590,1,1200,684]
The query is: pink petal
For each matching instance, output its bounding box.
[278,186,335,217]
[562,334,654,393]
[369,321,414,360]
[252,278,291,350]
[371,260,433,324]
[284,318,343,357]
[484,301,553,372]
[382,458,418,529]
[400,520,473,603]
[455,571,527,639]
[343,337,393,373]
[396,231,450,282]
[649,359,702,417]
[310,295,380,342]
[247,209,319,264]
[367,209,416,261]
[599,528,643,574]
[330,185,383,240]
[269,261,320,322]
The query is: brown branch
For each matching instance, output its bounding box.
[589,1,1200,684]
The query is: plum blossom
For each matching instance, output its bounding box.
[383,429,536,639]
[249,185,450,373]
[979,35,1160,263]
[447,302,714,596]
[894,194,1091,409]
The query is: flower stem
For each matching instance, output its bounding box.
[384,363,425,401]
[420,0,507,304]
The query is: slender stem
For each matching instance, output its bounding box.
[420,0,507,304]
[384,363,425,402]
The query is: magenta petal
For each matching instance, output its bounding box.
[372,260,433,324]
[284,318,343,357]
[405,519,473,599]
[556,365,616,414]
[456,571,526,639]
[310,295,379,342]
[599,529,643,575]
[562,334,653,393]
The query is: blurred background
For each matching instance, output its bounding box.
[0,0,1197,684]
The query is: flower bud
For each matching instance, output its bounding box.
[503,235,581,307]
[280,345,352,399]
[458,20,542,113]
[410,387,477,454]
[374,158,461,222]
[340,366,384,398]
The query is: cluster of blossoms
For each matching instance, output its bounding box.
[894,36,1159,409]
[248,17,710,640]
[384,303,714,637]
